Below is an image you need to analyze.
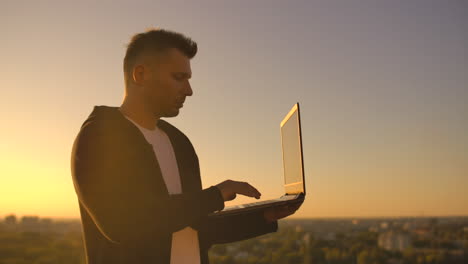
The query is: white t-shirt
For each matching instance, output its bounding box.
[124,115,200,264]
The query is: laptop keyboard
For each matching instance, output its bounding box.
[223,195,297,211]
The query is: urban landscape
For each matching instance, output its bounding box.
[0,215,466,264]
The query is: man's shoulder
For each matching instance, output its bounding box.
[76,105,133,143]
[82,105,122,125]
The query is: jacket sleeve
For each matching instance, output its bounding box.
[197,209,278,247]
[70,119,225,246]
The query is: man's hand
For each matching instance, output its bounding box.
[263,201,303,223]
[215,180,261,201]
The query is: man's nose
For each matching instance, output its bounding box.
[185,81,193,96]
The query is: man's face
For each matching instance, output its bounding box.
[141,48,193,118]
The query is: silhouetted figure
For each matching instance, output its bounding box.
[71,29,300,264]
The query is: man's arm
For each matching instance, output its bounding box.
[198,197,303,248]
[196,200,303,247]
[197,209,278,247]
[71,120,225,246]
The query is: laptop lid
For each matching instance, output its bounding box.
[280,103,306,195]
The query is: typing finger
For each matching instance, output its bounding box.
[238,182,261,199]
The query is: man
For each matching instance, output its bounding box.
[71,29,301,264]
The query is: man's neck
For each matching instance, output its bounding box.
[119,97,159,131]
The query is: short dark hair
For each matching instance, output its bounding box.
[123,28,197,85]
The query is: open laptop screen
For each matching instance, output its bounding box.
[281,104,305,195]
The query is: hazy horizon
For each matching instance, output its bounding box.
[3,213,468,221]
[1,0,467,219]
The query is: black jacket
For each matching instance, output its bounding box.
[70,106,277,264]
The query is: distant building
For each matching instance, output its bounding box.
[39,218,53,232]
[324,232,336,241]
[413,228,431,239]
[3,214,18,231]
[4,214,17,225]
[402,222,412,231]
[20,216,40,232]
[380,222,389,229]
[295,225,303,232]
[378,231,411,252]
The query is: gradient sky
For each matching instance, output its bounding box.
[1,0,467,219]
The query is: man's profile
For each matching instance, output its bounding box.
[71,28,301,264]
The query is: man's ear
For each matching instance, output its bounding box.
[132,64,146,86]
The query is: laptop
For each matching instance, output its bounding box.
[210,102,306,216]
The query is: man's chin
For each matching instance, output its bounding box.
[162,108,180,118]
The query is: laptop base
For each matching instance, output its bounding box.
[209,193,304,217]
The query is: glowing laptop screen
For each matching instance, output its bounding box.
[280,104,305,194]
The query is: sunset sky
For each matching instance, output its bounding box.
[1,0,467,219]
